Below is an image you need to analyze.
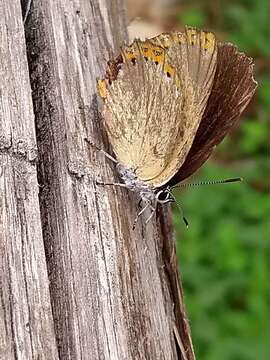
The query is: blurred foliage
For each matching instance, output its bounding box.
[173,165,270,360]
[173,0,270,359]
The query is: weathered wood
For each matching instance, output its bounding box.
[23,0,194,359]
[0,1,59,359]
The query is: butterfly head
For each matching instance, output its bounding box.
[154,187,174,204]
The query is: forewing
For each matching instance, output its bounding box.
[170,42,257,185]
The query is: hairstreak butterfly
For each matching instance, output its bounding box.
[95,27,257,226]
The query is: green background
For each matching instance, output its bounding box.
[173,1,270,359]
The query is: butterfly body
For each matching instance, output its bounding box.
[116,163,172,206]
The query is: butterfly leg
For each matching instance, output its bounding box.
[85,139,118,164]
[145,203,157,224]
[96,181,128,188]
[23,0,32,23]
[132,201,150,230]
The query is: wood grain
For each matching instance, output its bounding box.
[0,0,195,359]
[0,1,58,359]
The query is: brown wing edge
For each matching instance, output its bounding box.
[169,42,258,186]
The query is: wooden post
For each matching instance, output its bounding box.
[1,0,195,359]
[0,1,58,358]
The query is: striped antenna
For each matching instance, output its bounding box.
[172,177,243,189]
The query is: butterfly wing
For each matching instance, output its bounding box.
[99,40,183,182]
[169,42,257,185]
[98,28,217,187]
[147,27,218,186]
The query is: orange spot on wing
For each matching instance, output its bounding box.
[97,79,108,99]
[202,32,215,51]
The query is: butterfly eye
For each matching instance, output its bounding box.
[155,189,173,204]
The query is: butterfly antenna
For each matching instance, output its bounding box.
[169,192,189,228]
[172,177,243,189]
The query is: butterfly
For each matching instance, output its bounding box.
[96,27,257,226]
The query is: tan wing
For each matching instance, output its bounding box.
[99,40,184,181]
[98,28,217,187]
[148,27,218,186]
